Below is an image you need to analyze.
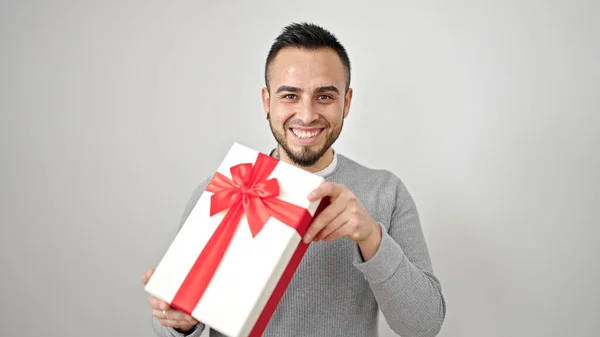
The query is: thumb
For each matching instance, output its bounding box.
[141,268,155,285]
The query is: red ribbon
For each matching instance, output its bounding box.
[171,152,325,335]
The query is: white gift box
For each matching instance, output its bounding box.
[145,142,327,337]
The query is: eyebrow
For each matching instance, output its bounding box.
[315,86,340,94]
[275,85,340,94]
[276,86,301,94]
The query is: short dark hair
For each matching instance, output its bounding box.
[264,22,351,92]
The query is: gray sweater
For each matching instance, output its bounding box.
[151,152,446,337]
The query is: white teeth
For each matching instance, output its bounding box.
[292,129,320,139]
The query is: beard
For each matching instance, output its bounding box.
[269,117,343,167]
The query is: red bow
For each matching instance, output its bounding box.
[208,153,283,237]
[171,152,315,329]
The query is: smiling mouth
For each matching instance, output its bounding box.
[290,128,323,139]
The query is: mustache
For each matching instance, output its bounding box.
[285,118,329,128]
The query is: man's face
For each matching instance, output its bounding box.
[262,47,352,167]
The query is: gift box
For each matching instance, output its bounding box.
[145,142,328,337]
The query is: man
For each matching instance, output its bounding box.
[141,22,446,337]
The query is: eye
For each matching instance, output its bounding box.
[283,94,297,100]
[317,95,333,100]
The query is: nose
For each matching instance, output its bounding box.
[295,99,319,124]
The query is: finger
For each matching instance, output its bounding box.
[185,315,199,324]
[324,217,369,242]
[315,212,350,241]
[307,182,342,202]
[148,295,171,311]
[161,321,196,331]
[158,318,182,328]
[322,222,353,242]
[141,268,155,284]
[168,309,197,324]
[303,199,346,243]
[153,309,198,324]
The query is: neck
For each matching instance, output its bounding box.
[273,146,335,173]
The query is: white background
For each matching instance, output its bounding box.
[1,1,598,336]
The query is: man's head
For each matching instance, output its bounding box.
[262,23,353,170]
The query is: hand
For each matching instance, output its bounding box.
[305,182,381,247]
[141,268,199,333]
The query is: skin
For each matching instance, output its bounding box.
[261,47,382,258]
[142,46,382,333]
[141,269,198,333]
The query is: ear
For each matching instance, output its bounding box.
[261,87,270,114]
[343,88,353,119]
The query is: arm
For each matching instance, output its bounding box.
[352,178,446,337]
[151,177,213,337]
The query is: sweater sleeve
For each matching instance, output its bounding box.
[151,317,205,337]
[151,177,213,337]
[352,177,446,337]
